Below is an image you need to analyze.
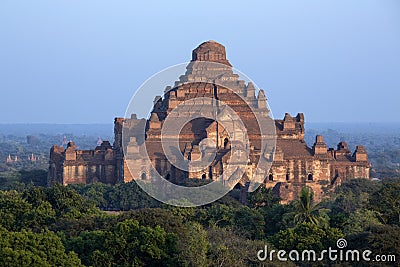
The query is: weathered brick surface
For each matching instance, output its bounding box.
[48,41,370,202]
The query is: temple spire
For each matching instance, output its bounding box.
[191,40,232,66]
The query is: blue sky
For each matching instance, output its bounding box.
[0,0,399,123]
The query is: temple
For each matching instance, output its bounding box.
[48,41,370,202]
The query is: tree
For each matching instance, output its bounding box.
[369,179,400,225]
[0,190,32,231]
[247,186,280,209]
[261,203,289,236]
[110,219,177,266]
[0,227,83,267]
[207,227,293,267]
[46,183,99,218]
[70,183,109,208]
[270,222,343,252]
[343,209,383,235]
[177,222,208,267]
[67,219,178,267]
[118,208,185,234]
[347,224,400,259]
[292,187,328,225]
[328,178,381,229]
[233,206,265,239]
[195,204,236,228]
[329,178,380,214]
[66,230,109,266]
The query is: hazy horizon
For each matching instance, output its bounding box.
[0,122,399,138]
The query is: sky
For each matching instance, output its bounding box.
[0,0,399,123]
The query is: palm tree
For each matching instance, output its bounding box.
[293,187,327,225]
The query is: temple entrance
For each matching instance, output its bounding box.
[224,138,229,149]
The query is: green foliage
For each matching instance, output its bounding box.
[270,222,343,252]
[207,227,294,267]
[247,186,280,208]
[67,219,178,267]
[369,179,400,225]
[233,206,265,239]
[117,208,185,234]
[0,184,103,232]
[195,204,235,228]
[177,222,209,267]
[328,178,381,229]
[330,178,379,214]
[0,227,83,267]
[46,183,100,218]
[196,204,266,239]
[0,177,399,266]
[70,181,160,211]
[342,209,383,235]
[261,203,289,235]
[0,190,33,231]
[107,219,177,266]
[50,213,113,238]
[347,224,400,259]
[290,187,329,226]
[162,205,195,223]
[65,229,108,265]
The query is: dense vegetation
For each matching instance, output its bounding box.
[0,178,399,266]
[0,126,399,265]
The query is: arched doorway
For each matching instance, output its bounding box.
[224,138,229,149]
[234,183,242,189]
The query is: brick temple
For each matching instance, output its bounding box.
[48,41,370,202]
